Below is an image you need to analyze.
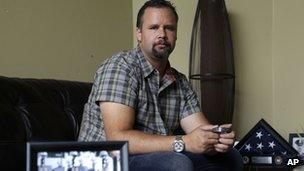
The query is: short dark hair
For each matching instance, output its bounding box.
[136,0,178,29]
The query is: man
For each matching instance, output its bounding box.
[79,0,243,170]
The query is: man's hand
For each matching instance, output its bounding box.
[183,125,220,154]
[214,124,235,153]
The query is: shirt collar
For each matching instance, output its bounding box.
[163,62,176,82]
[135,46,176,82]
[135,46,155,78]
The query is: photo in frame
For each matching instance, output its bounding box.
[26,141,129,171]
[289,133,304,160]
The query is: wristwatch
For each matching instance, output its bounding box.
[172,135,185,153]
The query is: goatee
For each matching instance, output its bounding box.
[152,41,173,60]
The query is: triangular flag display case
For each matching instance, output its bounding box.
[235,119,299,167]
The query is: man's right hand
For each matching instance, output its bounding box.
[183,125,220,154]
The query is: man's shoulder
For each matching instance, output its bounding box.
[107,49,139,66]
[98,49,140,72]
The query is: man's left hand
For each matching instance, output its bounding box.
[214,124,235,153]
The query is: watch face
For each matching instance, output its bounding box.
[173,140,184,153]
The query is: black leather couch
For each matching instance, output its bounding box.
[0,76,92,170]
[0,76,243,171]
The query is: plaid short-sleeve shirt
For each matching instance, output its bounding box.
[78,47,201,141]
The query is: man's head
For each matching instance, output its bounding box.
[136,0,178,61]
[136,0,178,29]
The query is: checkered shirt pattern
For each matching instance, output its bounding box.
[78,47,201,141]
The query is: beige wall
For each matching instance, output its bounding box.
[0,0,133,82]
[227,0,304,140]
[272,0,304,139]
[133,0,304,140]
[226,0,274,139]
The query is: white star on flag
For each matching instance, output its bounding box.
[245,144,252,151]
[268,141,276,148]
[257,142,264,150]
[256,131,263,139]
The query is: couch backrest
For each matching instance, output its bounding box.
[0,76,92,170]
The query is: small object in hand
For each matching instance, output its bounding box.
[211,126,231,134]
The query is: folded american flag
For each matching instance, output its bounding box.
[235,119,299,167]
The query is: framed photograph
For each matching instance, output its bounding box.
[289,133,304,160]
[26,141,129,171]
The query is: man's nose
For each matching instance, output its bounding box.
[158,28,166,38]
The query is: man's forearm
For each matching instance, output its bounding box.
[106,130,175,154]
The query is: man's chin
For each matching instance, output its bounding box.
[152,49,171,60]
[153,54,169,60]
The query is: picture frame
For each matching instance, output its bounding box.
[26,141,129,171]
[289,133,304,160]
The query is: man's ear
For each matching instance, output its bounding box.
[136,27,142,42]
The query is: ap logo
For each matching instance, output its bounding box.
[287,158,300,166]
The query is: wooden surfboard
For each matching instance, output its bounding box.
[189,0,235,125]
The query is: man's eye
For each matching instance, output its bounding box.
[166,27,176,31]
[149,26,158,30]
